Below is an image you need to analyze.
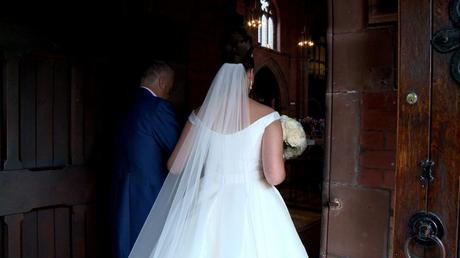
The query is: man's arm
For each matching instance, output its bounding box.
[151,101,180,154]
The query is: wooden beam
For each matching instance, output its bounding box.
[0,167,96,216]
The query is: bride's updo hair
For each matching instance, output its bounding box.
[222,27,254,71]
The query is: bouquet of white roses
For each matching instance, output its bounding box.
[280,115,307,160]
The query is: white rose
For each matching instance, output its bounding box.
[287,130,304,147]
[281,114,308,159]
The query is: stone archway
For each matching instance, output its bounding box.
[254,58,289,112]
[251,66,280,110]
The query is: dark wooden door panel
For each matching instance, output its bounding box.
[4,54,23,170]
[0,218,6,258]
[0,169,96,257]
[37,209,55,258]
[53,60,70,167]
[72,205,87,258]
[1,206,96,258]
[86,206,98,258]
[84,75,97,163]
[22,211,38,258]
[55,207,72,258]
[36,60,54,168]
[70,65,85,165]
[4,214,23,258]
[393,0,433,256]
[1,51,102,258]
[395,0,460,257]
[428,0,460,256]
[18,56,72,169]
[1,56,3,171]
[19,59,37,168]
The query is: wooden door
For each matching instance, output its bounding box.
[0,49,101,258]
[393,0,460,257]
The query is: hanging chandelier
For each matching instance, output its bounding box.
[298,40,315,47]
[246,0,262,29]
[298,27,314,47]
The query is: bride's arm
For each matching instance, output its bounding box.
[167,121,193,171]
[261,120,286,185]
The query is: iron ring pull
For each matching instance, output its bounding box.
[404,234,446,258]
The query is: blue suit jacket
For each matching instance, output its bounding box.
[110,87,179,258]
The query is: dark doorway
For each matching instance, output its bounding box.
[251,66,280,110]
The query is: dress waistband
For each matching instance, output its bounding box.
[203,171,265,184]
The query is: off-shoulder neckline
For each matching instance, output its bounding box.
[189,111,279,135]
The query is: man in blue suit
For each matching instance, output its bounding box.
[110,61,179,258]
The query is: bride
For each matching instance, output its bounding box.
[128,32,309,258]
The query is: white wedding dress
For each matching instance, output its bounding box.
[128,64,309,258]
[172,111,309,258]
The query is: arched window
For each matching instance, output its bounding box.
[258,0,276,50]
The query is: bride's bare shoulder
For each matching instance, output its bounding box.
[248,99,275,121]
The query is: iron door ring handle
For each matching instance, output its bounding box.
[404,234,446,258]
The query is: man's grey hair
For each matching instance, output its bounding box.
[141,60,174,84]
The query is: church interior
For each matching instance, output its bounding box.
[5,0,455,257]
[0,0,329,255]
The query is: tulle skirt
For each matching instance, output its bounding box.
[166,172,309,258]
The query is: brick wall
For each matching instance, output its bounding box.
[359,91,397,189]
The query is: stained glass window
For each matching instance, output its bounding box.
[258,0,275,50]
